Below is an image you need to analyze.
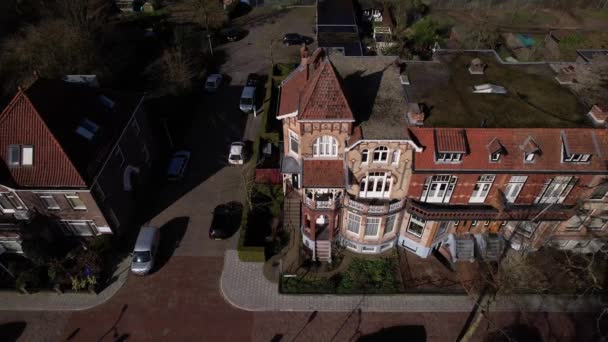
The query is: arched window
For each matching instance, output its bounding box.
[373,146,388,162]
[313,136,338,157]
[361,149,369,163]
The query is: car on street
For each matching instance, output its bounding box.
[205,74,223,92]
[221,27,248,42]
[131,226,160,275]
[239,74,259,113]
[283,33,313,46]
[209,202,243,240]
[167,150,191,181]
[228,142,245,165]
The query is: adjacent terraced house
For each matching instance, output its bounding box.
[278,48,608,263]
[0,78,156,253]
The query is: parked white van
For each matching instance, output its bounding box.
[240,73,259,114]
[131,226,160,275]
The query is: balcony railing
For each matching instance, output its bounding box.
[345,196,405,214]
[303,196,340,210]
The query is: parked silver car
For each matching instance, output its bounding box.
[131,226,160,275]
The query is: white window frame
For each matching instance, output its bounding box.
[313,135,338,157]
[384,214,397,236]
[0,193,24,213]
[469,175,495,203]
[361,149,369,164]
[471,220,478,227]
[359,172,392,198]
[8,145,20,166]
[391,149,400,165]
[505,176,527,203]
[346,212,361,235]
[436,153,463,163]
[490,152,501,162]
[61,220,98,236]
[587,209,608,231]
[407,215,426,237]
[8,145,34,166]
[39,194,60,210]
[373,146,389,162]
[420,175,457,203]
[21,146,33,166]
[535,176,575,204]
[65,194,86,210]
[524,152,535,162]
[516,221,538,238]
[436,221,449,238]
[364,217,381,238]
[288,130,299,155]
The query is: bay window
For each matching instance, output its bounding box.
[407,215,426,237]
[364,217,380,238]
[347,212,361,234]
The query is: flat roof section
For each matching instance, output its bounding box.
[317,0,357,26]
[404,52,592,128]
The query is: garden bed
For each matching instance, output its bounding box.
[280,255,403,294]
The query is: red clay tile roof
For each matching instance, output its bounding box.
[277,67,308,117]
[0,79,143,188]
[435,129,467,153]
[0,91,85,187]
[298,61,354,121]
[303,160,344,187]
[411,127,608,172]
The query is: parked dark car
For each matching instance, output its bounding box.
[209,202,243,240]
[221,27,248,42]
[246,73,259,87]
[283,33,313,46]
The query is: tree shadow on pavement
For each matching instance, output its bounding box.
[483,324,542,342]
[357,325,426,342]
[151,217,189,274]
[0,321,26,342]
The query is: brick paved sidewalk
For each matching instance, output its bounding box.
[220,250,602,313]
[0,255,130,311]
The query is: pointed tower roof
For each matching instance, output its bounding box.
[298,60,354,121]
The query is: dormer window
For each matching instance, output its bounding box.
[561,131,594,163]
[487,137,505,163]
[520,136,540,164]
[434,129,467,164]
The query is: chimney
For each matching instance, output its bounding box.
[300,43,310,67]
[407,103,425,126]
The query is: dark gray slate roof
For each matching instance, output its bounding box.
[281,156,302,174]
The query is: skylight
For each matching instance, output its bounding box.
[76,118,100,140]
[98,95,115,109]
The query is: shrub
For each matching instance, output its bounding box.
[337,258,399,294]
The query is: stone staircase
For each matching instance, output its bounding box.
[481,234,504,261]
[283,190,301,231]
[315,240,332,263]
[454,235,475,262]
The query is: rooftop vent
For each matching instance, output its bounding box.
[406,103,424,126]
[468,58,486,75]
[588,104,608,125]
[98,95,115,109]
[473,84,507,94]
[76,118,99,140]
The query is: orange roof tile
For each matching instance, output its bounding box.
[303,160,344,187]
[298,61,354,121]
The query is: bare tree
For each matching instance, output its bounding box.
[187,0,228,31]
[572,54,608,106]
[0,19,101,95]
[52,0,112,32]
